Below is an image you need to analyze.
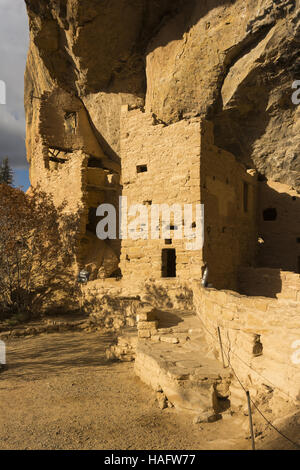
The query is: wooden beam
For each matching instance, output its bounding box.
[87,184,119,192]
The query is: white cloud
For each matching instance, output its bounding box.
[0,0,29,168]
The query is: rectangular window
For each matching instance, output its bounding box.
[137,165,147,174]
[64,111,77,134]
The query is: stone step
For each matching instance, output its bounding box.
[106,328,138,362]
[134,308,233,417]
[135,338,232,416]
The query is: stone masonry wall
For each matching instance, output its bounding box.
[119,109,257,286]
[200,121,258,290]
[29,88,122,278]
[192,282,300,402]
[238,267,300,300]
[39,89,105,160]
[258,180,300,273]
[120,107,203,281]
[30,142,86,221]
[82,278,194,313]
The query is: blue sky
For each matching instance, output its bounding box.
[0,0,29,191]
[14,168,30,191]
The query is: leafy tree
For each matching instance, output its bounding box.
[0,158,13,185]
[0,184,79,319]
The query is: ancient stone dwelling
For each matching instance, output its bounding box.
[120,107,257,289]
[24,0,300,417]
[29,90,299,290]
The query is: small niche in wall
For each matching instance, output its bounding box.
[136,164,148,174]
[263,208,277,221]
[165,239,172,245]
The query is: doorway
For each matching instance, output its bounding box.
[162,249,176,278]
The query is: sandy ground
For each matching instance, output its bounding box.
[0,331,298,450]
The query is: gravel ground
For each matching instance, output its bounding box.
[0,331,296,450]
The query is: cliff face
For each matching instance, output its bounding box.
[24,0,299,190]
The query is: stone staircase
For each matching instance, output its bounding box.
[134,308,232,419]
[106,328,138,362]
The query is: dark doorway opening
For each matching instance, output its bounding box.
[162,249,176,278]
[86,207,98,233]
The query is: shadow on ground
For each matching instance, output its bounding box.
[1,332,113,381]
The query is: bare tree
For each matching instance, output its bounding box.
[0,184,79,319]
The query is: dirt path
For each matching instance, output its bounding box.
[0,331,295,450]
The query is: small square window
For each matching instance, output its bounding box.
[137,165,147,173]
[263,208,277,221]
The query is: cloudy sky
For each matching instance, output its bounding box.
[0,0,29,189]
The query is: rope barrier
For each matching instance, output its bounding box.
[198,317,293,399]
[223,344,300,450]
[198,317,300,449]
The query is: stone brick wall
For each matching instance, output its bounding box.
[238,267,300,300]
[120,106,203,281]
[258,180,300,273]
[192,282,300,402]
[80,278,194,334]
[28,88,122,278]
[136,303,159,340]
[29,141,86,228]
[200,121,257,290]
[81,278,194,312]
[39,89,105,160]
[81,285,140,331]
[120,108,257,287]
